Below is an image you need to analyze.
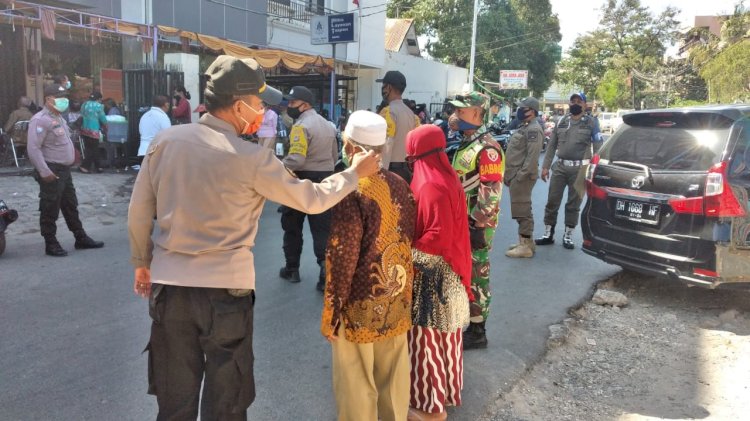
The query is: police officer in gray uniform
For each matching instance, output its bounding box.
[279,86,338,291]
[504,97,545,258]
[536,92,602,249]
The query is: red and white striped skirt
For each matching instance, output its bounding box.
[407,325,464,413]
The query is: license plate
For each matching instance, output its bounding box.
[615,199,660,225]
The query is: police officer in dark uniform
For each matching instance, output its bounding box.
[536,92,602,249]
[278,86,338,291]
[26,84,104,256]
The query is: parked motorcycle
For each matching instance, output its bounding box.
[488,122,511,151]
[0,199,19,256]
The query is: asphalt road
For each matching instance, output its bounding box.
[0,161,618,420]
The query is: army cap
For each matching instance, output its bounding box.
[44,84,68,98]
[204,55,282,105]
[449,91,489,109]
[518,96,540,112]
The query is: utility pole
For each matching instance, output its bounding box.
[468,0,479,88]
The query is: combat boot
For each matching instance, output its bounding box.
[562,226,575,249]
[45,237,68,257]
[507,235,522,251]
[463,322,488,350]
[316,265,326,292]
[505,237,534,258]
[74,231,104,249]
[535,224,555,246]
[279,266,301,283]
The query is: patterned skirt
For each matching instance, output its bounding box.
[408,326,463,413]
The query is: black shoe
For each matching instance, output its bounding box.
[45,242,68,257]
[279,266,301,283]
[316,279,325,292]
[74,235,104,249]
[535,235,554,246]
[562,236,575,249]
[463,322,488,350]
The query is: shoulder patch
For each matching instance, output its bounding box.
[288,125,308,156]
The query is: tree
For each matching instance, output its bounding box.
[595,68,630,109]
[387,0,562,96]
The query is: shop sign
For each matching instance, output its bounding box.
[499,70,528,89]
[311,13,356,45]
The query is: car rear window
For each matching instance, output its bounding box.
[599,113,734,171]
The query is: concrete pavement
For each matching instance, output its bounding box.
[0,163,618,420]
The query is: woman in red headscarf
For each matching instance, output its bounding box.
[405,124,473,420]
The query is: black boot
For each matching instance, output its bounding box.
[316,265,326,292]
[45,237,68,257]
[279,266,301,283]
[463,322,488,350]
[535,224,555,246]
[74,231,104,249]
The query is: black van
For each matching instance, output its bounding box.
[581,105,750,288]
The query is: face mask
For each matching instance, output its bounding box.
[287,106,302,120]
[406,147,444,172]
[239,101,264,135]
[53,98,69,113]
[342,144,366,168]
[456,118,480,131]
[64,81,72,89]
[516,108,529,122]
[569,104,583,115]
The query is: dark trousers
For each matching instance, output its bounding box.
[80,135,100,171]
[147,284,256,421]
[35,163,84,240]
[389,162,413,184]
[281,171,332,268]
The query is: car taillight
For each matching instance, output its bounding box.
[669,161,746,217]
[585,155,607,200]
[693,268,719,278]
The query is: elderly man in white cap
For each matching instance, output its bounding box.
[321,110,416,421]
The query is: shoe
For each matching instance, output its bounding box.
[279,266,301,283]
[45,241,68,257]
[562,226,575,249]
[507,235,522,251]
[95,168,104,173]
[316,279,325,292]
[463,322,488,350]
[505,237,534,258]
[74,235,104,249]
[535,224,555,246]
[79,166,90,174]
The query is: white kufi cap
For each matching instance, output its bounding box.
[344,110,387,146]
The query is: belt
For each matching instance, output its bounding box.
[558,159,590,166]
[45,162,72,171]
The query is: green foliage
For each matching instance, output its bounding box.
[701,40,750,103]
[595,68,630,109]
[387,0,562,96]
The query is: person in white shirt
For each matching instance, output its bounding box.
[256,103,278,150]
[138,95,172,157]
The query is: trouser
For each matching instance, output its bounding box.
[470,226,495,323]
[332,326,410,421]
[80,135,100,170]
[146,284,256,421]
[388,162,413,184]
[35,163,84,240]
[544,161,587,228]
[258,136,276,150]
[509,177,537,236]
[281,171,333,268]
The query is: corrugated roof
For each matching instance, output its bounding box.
[385,18,414,52]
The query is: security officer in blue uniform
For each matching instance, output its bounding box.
[536,92,603,249]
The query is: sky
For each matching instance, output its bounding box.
[550,0,741,53]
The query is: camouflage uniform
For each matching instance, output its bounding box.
[451,93,505,324]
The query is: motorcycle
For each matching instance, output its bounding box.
[0,199,19,256]
[488,122,511,152]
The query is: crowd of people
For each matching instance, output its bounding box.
[8,54,602,420]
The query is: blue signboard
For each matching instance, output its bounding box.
[328,13,355,43]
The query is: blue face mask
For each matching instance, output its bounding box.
[53,98,69,113]
[516,108,528,122]
[456,118,480,131]
[64,81,72,90]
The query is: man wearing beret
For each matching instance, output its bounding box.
[128,55,381,420]
[321,110,415,421]
[505,97,545,258]
[26,83,104,257]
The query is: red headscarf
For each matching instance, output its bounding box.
[406,124,473,300]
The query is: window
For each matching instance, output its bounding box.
[728,120,750,181]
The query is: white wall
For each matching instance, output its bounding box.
[356,52,468,111]
[267,0,386,68]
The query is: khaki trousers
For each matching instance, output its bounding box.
[332,326,410,421]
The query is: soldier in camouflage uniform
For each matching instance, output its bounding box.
[450,92,505,350]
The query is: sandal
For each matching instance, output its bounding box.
[79,166,90,174]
